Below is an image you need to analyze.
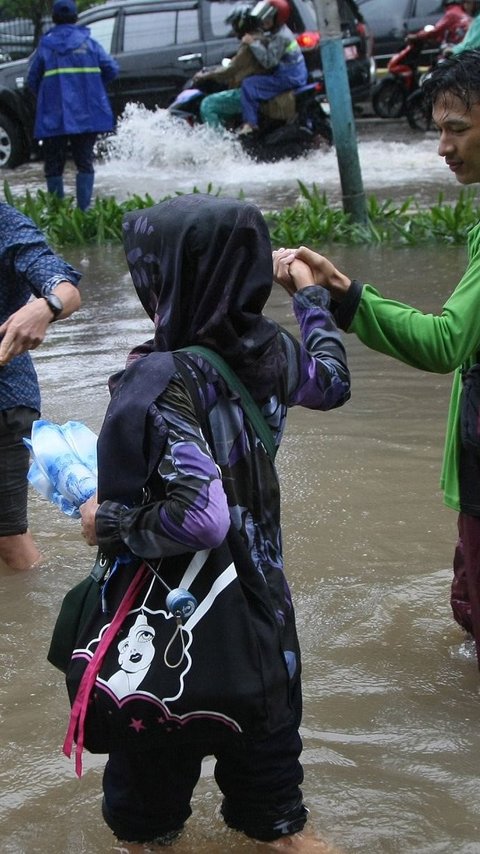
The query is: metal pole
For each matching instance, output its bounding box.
[312,0,367,225]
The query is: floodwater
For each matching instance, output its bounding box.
[1,108,480,854]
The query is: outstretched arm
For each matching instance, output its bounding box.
[272,248,351,410]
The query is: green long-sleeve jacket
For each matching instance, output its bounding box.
[452,16,480,54]
[334,221,480,513]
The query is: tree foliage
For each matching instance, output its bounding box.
[0,0,99,13]
[0,0,103,47]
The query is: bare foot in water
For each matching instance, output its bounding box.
[112,830,343,854]
[258,831,343,853]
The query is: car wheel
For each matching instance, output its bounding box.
[0,113,28,168]
[405,89,432,132]
[372,77,407,119]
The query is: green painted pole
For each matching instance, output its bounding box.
[312,0,367,225]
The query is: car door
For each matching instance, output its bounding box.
[115,2,208,112]
[117,2,213,111]
[79,4,124,116]
[199,0,246,67]
[406,0,445,37]
[81,1,210,116]
[358,0,442,64]
[404,0,445,64]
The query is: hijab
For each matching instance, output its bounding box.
[98,195,285,502]
[122,193,284,389]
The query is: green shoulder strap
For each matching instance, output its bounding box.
[178,345,277,461]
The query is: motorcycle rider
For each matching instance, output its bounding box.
[193,4,272,130]
[449,1,480,53]
[194,2,299,131]
[406,0,472,53]
[238,0,308,135]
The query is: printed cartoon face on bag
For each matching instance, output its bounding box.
[69,550,251,743]
[95,577,200,707]
[64,540,297,767]
[106,613,156,700]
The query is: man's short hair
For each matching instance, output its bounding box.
[422,50,480,111]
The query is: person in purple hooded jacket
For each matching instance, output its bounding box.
[78,194,350,849]
[27,0,119,210]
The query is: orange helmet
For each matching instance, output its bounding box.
[250,0,291,29]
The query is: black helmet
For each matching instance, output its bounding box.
[226,3,256,36]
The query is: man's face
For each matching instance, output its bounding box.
[433,90,480,185]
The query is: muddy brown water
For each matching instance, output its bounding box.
[1,116,480,853]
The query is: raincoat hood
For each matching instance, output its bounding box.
[43,24,90,53]
[53,0,78,22]
[122,194,279,376]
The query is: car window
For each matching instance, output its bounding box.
[123,10,199,51]
[290,0,317,32]
[124,11,176,50]
[176,8,200,43]
[357,0,399,16]
[415,0,443,15]
[209,1,237,37]
[86,16,116,52]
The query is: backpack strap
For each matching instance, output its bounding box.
[175,345,277,462]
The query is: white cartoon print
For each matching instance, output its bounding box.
[74,550,244,733]
[106,612,156,699]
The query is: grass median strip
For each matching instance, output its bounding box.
[4,179,479,248]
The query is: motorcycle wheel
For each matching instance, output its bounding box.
[372,77,407,119]
[405,89,432,132]
[308,101,333,147]
[240,131,305,163]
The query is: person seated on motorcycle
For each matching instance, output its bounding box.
[192,4,268,130]
[406,0,471,54]
[448,0,480,53]
[237,0,308,135]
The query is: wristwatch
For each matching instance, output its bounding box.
[42,292,64,322]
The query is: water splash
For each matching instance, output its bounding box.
[95,103,447,207]
[450,637,478,662]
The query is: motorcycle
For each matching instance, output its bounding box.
[168,71,333,162]
[371,39,434,130]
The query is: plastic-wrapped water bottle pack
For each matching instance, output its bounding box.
[24,419,98,517]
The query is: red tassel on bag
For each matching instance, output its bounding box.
[63,563,149,777]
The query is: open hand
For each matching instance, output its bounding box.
[0,299,51,366]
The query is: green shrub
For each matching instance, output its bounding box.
[4,179,480,248]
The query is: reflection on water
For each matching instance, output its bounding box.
[2,233,480,850]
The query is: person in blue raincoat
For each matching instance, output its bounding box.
[27,0,119,210]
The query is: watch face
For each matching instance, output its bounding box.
[45,293,63,319]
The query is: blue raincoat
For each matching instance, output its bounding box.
[27,24,119,139]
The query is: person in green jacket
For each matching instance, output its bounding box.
[272,49,480,670]
[451,0,480,53]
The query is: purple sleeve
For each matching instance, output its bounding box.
[288,285,351,410]
[95,377,230,559]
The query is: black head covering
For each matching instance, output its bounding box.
[122,194,283,388]
[98,195,285,503]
